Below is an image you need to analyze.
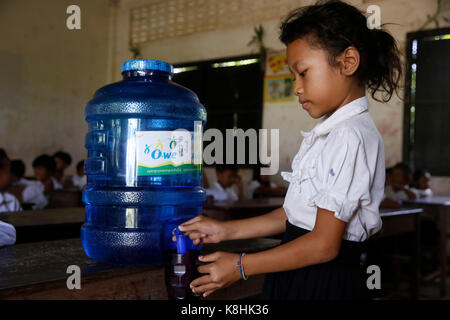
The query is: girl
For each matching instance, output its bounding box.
[178,0,401,300]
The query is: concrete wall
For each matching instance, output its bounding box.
[0,0,449,195]
[0,0,111,175]
[111,0,449,194]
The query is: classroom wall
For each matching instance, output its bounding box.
[111,0,450,194]
[0,0,111,176]
[1,0,449,194]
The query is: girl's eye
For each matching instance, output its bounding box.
[299,70,307,77]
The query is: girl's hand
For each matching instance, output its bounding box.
[191,252,241,298]
[175,215,228,245]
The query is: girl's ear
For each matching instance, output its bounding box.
[337,46,360,76]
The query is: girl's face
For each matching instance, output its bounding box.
[287,37,357,119]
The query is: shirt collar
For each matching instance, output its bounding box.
[300,96,369,143]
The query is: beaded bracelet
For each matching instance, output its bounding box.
[238,253,248,280]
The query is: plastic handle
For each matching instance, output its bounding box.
[174,227,187,255]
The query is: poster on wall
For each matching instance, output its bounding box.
[264,50,295,103]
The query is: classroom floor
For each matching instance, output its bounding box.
[381,272,450,300]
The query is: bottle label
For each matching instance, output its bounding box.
[136,127,202,176]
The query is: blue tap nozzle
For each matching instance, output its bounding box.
[174,227,187,255]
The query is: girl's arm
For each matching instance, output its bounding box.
[179,206,287,244]
[243,207,346,275]
[190,207,346,297]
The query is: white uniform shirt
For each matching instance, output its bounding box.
[410,187,433,199]
[383,185,410,202]
[0,192,22,213]
[0,220,16,247]
[72,174,87,190]
[205,181,238,201]
[281,96,385,242]
[13,178,48,210]
[51,177,63,190]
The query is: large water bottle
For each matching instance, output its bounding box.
[81,59,206,265]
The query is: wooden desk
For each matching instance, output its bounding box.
[377,207,423,299]
[403,196,450,297]
[0,237,280,300]
[0,208,85,243]
[204,197,284,220]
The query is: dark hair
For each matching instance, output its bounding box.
[279,0,402,102]
[53,151,72,165]
[11,160,25,178]
[33,154,56,173]
[215,164,239,173]
[393,162,412,182]
[76,160,85,172]
[0,148,8,171]
[0,148,7,160]
[413,169,430,182]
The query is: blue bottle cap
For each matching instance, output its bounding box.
[121,59,173,74]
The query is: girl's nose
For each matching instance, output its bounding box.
[294,80,304,96]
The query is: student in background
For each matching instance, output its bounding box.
[247,165,287,199]
[72,160,86,190]
[411,169,433,198]
[53,151,72,187]
[0,220,16,247]
[0,149,18,246]
[205,164,244,202]
[380,166,401,208]
[10,159,48,210]
[33,154,61,196]
[0,149,22,213]
[383,162,416,203]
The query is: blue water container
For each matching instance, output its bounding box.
[81,59,206,265]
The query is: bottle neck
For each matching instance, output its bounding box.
[122,69,172,81]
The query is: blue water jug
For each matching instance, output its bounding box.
[81,59,207,265]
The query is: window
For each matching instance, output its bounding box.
[404,28,450,176]
[173,55,264,167]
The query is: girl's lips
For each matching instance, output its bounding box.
[301,101,310,109]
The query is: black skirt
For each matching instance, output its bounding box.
[261,220,370,300]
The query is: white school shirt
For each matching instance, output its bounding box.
[51,177,63,190]
[205,181,239,201]
[13,178,48,210]
[0,220,16,247]
[0,192,22,213]
[410,187,433,199]
[383,185,410,202]
[281,96,385,242]
[72,174,87,190]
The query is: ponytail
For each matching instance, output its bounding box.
[365,28,402,102]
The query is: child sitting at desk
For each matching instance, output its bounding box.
[205,164,244,202]
[71,160,86,191]
[380,162,416,208]
[0,149,22,214]
[247,165,287,199]
[32,154,61,197]
[10,159,48,210]
[410,169,433,198]
[53,151,72,188]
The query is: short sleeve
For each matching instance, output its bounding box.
[0,220,16,247]
[308,127,371,222]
